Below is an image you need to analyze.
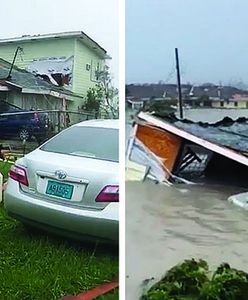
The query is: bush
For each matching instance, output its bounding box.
[141,259,248,300]
[0,159,13,180]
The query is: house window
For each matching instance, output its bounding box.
[234,102,238,107]
[95,62,100,81]
[220,101,224,107]
[86,64,91,71]
[90,60,101,82]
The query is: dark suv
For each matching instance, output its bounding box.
[0,102,50,142]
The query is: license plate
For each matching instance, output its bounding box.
[46,180,74,200]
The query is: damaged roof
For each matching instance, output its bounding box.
[152,112,248,154]
[190,85,248,99]
[126,83,248,100]
[137,111,248,170]
[0,58,76,98]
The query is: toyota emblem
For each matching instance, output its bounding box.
[55,170,67,180]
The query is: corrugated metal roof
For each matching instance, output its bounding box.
[154,113,248,153]
[0,58,75,98]
[137,112,248,170]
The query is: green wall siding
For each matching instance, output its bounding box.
[6,91,62,110]
[21,94,62,110]
[73,39,104,97]
[0,38,74,70]
[6,91,20,107]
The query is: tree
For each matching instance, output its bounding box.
[84,87,101,112]
[84,66,119,118]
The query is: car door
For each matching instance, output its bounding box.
[0,113,22,138]
[0,114,12,138]
[12,113,25,136]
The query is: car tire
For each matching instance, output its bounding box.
[19,128,30,141]
[22,223,43,235]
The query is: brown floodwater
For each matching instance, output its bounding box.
[126,181,248,299]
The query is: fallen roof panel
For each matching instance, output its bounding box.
[138,111,248,167]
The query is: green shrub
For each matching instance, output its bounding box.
[0,159,13,180]
[142,260,248,300]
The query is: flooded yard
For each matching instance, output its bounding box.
[125,108,248,299]
[126,181,248,299]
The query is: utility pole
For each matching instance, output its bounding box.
[7,46,23,80]
[175,48,183,119]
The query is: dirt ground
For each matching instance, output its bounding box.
[0,138,39,155]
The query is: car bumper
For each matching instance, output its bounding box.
[4,179,119,243]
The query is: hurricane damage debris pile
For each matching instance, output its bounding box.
[126,111,248,188]
[141,259,248,300]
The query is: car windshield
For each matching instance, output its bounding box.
[40,126,119,162]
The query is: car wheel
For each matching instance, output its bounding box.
[19,128,30,141]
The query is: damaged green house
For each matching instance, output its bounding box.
[0,31,109,110]
[0,58,79,110]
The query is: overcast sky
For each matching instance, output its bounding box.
[0,0,118,86]
[126,0,248,86]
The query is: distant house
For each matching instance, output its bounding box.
[0,31,109,110]
[126,97,144,110]
[126,83,191,102]
[126,83,248,110]
[212,93,248,109]
[183,84,248,108]
[0,58,79,110]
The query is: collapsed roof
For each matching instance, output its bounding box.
[0,58,78,99]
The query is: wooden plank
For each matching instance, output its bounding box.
[58,280,118,300]
[136,123,182,173]
[126,160,147,181]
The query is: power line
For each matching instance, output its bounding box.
[164,63,176,84]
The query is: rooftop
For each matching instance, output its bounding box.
[126,84,191,99]
[0,31,109,59]
[153,112,248,154]
[126,83,248,100]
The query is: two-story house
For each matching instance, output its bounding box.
[0,31,109,110]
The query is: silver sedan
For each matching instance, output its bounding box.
[4,119,119,243]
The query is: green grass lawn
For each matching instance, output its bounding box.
[0,205,118,300]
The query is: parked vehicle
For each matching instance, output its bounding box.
[4,119,119,243]
[0,102,50,142]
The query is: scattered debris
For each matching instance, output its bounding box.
[0,146,16,202]
[228,192,248,209]
[125,160,149,181]
[58,280,118,300]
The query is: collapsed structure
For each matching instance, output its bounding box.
[127,111,248,187]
